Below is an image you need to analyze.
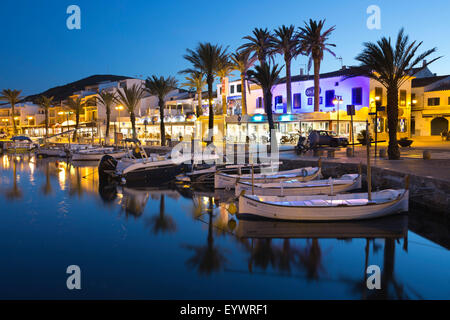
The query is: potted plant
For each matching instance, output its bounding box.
[357,130,373,146]
[398,137,413,147]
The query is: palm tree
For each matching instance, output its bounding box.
[36,95,54,138]
[216,56,233,114]
[231,50,255,115]
[0,89,22,135]
[239,28,274,66]
[272,25,301,113]
[96,90,117,142]
[182,43,228,143]
[115,83,146,140]
[247,63,283,144]
[350,29,440,160]
[298,19,336,112]
[66,96,83,142]
[182,71,206,117]
[145,76,178,146]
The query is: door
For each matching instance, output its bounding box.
[430,117,448,135]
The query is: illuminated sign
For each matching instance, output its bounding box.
[305,87,321,97]
[252,115,263,122]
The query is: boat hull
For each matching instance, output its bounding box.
[235,174,361,196]
[238,190,409,221]
[122,164,184,186]
[215,167,320,189]
[72,151,127,161]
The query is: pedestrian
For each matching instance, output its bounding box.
[441,128,448,141]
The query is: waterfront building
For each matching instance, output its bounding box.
[218,66,414,143]
[411,75,450,136]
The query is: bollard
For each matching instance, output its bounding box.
[327,149,335,158]
[423,150,431,160]
[379,148,387,158]
[346,147,353,157]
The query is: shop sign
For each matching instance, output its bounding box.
[305,86,321,97]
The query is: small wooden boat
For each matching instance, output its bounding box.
[235,174,361,197]
[238,189,409,221]
[215,167,321,189]
[6,136,36,153]
[71,147,128,161]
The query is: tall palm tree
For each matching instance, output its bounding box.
[239,28,274,66]
[231,50,255,115]
[145,75,178,146]
[272,25,301,113]
[182,43,229,143]
[66,96,84,142]
[182,71,206,117]
[0,89,22,135]
[96,90,117,142]
[247,63,283,144]
[350,29,440,160]
[115,83,146,140]
[298,19,336,112]
[36,95,54,138]
[216,56,233,114]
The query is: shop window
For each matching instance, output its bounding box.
[427,97,440,106]
[293,93,301,109]
[237,84,242,93]
[352,87,363,105]
[399,90,407,106]
[256,97,263,109]
[398,118,407,132]
[325,90,335,107]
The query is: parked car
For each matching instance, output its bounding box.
[308,130,348,148]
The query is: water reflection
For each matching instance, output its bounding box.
[0,154,447,299]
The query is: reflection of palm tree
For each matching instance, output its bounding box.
[68,166,83,197]
[251,239,276,271]
[41,162,52,195]
[298,239,323,280]
[146,194,176,234]
[276,239,301,274]
[6,158,22,199]
[184,197,226,275]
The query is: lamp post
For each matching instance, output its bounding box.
[374,96,381,157]
[333,96,343,135]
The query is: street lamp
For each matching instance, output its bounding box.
[332,96,343,135]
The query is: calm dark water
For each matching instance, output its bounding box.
[0,154,448,300]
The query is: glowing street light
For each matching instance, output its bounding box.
[115,105,124,132]
[333,96,343,135]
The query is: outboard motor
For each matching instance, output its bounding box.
[98,154,118,180]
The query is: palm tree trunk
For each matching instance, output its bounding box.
[197,90,202,117]
[286,58,292,114]
[207,75,214,144]
[313,58,320,113]
[241,73,247,115]
[105,109,110,140]
[130,112,137,140]
[11,104,17,135]
[387,87,400,160]
[73,112,80,142]
[222,93,227,115]
[45,108,49,138]
[159,100,166,146]
[265,90,275,143]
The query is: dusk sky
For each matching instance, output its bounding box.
[1,0,448,96]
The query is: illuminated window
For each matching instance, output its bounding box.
[325,90,335,107]
[293,93,301,109]
[427,98,440,106]
[352,87,363,105]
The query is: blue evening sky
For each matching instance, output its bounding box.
[0,0,448,96]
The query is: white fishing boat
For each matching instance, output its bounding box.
[215,166,321,189]
[71,147,128,161]
[235,174,361,197]
[6,136,37,153]
[238,189,409,221]
[36,144,69,157]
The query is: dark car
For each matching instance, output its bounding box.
[308,130,348,148]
